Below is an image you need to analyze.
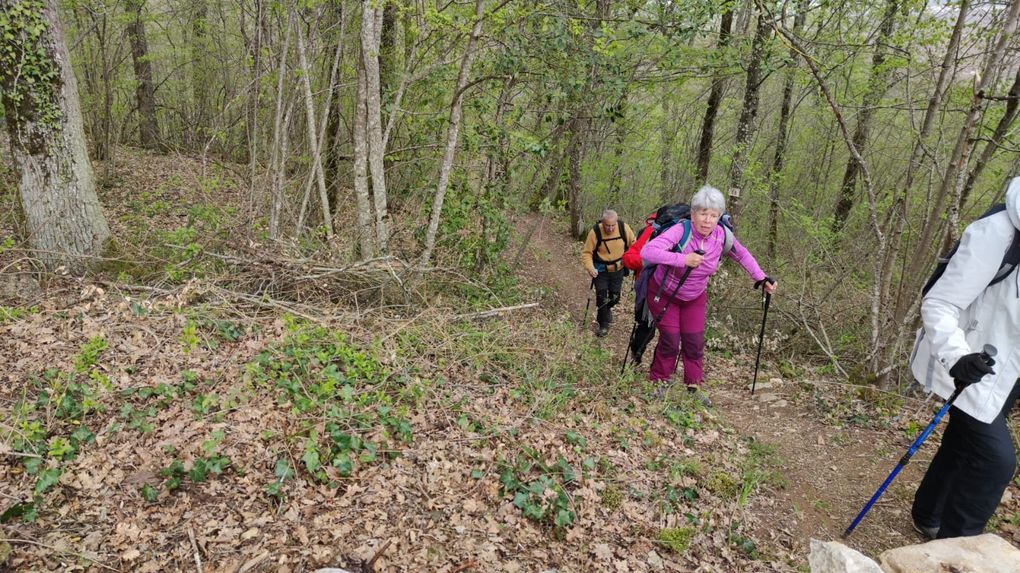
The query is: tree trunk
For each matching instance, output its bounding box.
[959,65,1020,207]
[766,0,807,263]
[191,0,210,146]
[567,116,587,239]
[362,0,390,253]
[419,0,485,266]
[125,0,159,150]
[875,0,1014,384]
[695,8,733,183]
[352,53,375,259]
[294,18,334,237]
[245,0,265,203]
[268,11,292,240]
[727,8,771,225]
[831,0,900,232]
[1,0,111,270]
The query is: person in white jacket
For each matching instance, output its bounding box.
[909,176,1020,539]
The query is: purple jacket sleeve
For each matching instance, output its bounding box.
[641,223,687,268]
[727,236,767,282]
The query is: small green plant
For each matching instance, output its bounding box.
[706,471,739,498]
[600,485,623,510]
[498,454,577,534]
[657,527,695,554]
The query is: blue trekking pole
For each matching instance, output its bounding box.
[842,344,997,538]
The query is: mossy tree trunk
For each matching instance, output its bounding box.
[0,0,111,271]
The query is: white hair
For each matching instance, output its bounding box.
[601,209,619,221]
[691,185,726,213]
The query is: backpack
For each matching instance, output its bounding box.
[592,219,633,271]
[921,203,1020,297]
[632,203,735,322]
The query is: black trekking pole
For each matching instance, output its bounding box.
[580,278,595,331]
[750,279,775,396]
[842,345,997,539]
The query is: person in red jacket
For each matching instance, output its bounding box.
[622,211,660,363]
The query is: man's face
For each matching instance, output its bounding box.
[601,217,618,236]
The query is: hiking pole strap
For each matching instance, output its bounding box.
[842,387,962,538]
[651,250,704,326]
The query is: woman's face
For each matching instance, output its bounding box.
[692,208,721,236]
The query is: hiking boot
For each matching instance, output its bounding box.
[912,517,939,541]
[595,326,609,338]
[687,386,712,407]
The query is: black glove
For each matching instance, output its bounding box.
[948,352,996,389]
[754,276,775,290]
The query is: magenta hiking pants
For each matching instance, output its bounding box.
[646,287,707,386]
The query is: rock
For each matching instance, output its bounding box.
[756,393,780,402]
[748,381,774,391]
[879,533,1020,573]
[769,377,783,385]
[808,539,883,573]
[773,399,789,407]
[646,550,664,571]
[312,569,355,573]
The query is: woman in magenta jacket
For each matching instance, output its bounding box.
[640,186,777,403]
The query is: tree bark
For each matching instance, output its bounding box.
[125,0,159,150]
[268,11,292,240]
[294,17,334,237]
[727,8,771,225]
[191,0,211,147]
[766,0,807,263]
[352,51,375,259]
[831,0,900,232]
[419,0,485,266]
[362,0,390,253]
[959,65,1020,207]
[1,0,111,270]
[695,8,733,183]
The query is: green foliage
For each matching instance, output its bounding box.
[498,452,578,534]
[245,318,412,490]
[0,0,62,131]
[0,305,38,323]
[656,527,695,554]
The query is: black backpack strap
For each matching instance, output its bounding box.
[593,222,605,264]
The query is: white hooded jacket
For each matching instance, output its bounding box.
[910,177,1020,424]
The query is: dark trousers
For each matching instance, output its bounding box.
[630,311,656,362]
[594,269,625,328]
[912,380,1020,538]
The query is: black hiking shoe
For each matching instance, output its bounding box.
[595,326,609,338]
[912,517,939,541]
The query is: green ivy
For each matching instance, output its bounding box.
[0,0,63,133]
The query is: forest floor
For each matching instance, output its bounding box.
[0,149,1018,573]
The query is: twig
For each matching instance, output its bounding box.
[360,539,392,573]
[451,559,479,573]
[455,303,539,320]
[188,528,203,573]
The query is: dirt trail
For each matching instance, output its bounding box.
[514,211,1018,562]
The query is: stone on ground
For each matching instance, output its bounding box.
[808,539,883,573]
[879,533,1020,573]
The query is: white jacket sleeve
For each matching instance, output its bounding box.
[921,217,1012,370]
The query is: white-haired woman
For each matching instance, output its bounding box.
[640,186,777,403]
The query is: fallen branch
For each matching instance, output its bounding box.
[455,302,539,320]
